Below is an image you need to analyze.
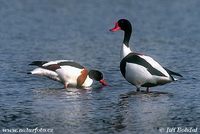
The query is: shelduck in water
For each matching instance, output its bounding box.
[28,60,107,89]
[110,19,182,92]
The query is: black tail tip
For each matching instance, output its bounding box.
[27,72,32,74]
[29,61,36,65]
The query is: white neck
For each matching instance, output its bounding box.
[82,76,93,87]
[121,43,132,59]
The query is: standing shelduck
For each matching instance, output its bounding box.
[28,60,107,89]
[110,19,182,92]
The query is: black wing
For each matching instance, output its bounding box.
[57,61,84,69]
[29,60,84,71]
[29,61,48,67]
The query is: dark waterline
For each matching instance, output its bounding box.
[0,0,200,134]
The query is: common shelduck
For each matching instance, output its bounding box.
[28,60,107,89]
[110,19,182,92]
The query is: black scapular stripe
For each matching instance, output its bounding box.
[58,61,84,69]
[120,53,166,77]
[29,61,48,67]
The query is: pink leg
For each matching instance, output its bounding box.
[64,83,69,89]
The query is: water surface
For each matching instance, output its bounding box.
[0,0,200,134]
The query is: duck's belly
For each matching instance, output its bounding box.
[124,63,154,87]
[124,63,172,87]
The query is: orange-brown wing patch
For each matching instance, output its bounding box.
[44,64,61,71]
[77,68,88,87]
